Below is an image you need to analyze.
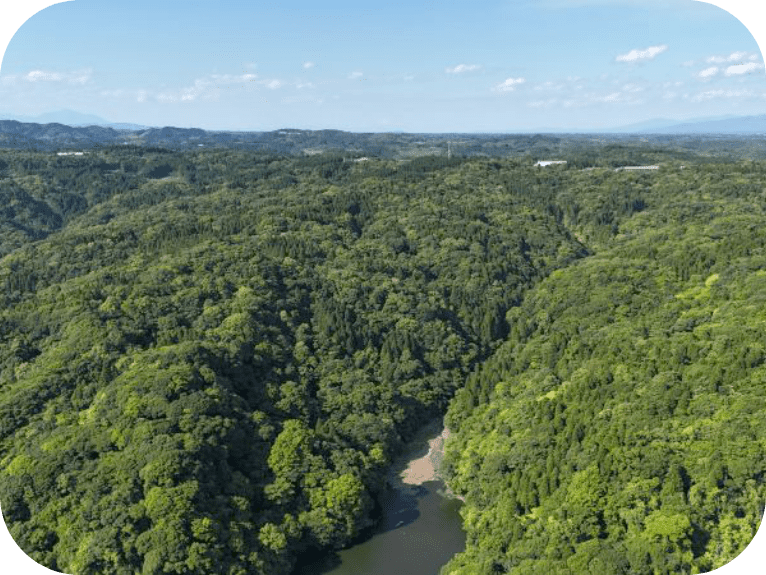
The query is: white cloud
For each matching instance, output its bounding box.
[707,51,756,64]
[296,81,315,89]
[616,44,667,63]
[210,73,258,84]
[697,66,719,79]
[681,60,695,67]
[725,62,763,76]
[133,70,292,105]
[495,77,526,92]
[707,52,747,64]
[25,70,63,82]
[348,71,363,79]
[445,64,481,74]
[622,83,643,92]
[22,68,92,84]
[155,74,237,103]
[303,61,315,69]
[689,88,753,102]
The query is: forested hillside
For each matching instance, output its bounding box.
[0,148,585,574]
[442,160,766,574]
[0,145,763,575]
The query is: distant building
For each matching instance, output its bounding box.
[615,165,659,171]
[535,160,567,167]
[56,151,87,156]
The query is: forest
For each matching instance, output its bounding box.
[0,141,763,575]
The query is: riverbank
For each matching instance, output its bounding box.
[387,417,466,503]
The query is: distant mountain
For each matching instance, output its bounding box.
[0,110,152,131]
[34,109,112,126]
[0,109,110,126]
[592,114,744,134]
[635,114,766,134]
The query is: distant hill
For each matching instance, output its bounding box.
[0,120,121,150]
[1,118,766,160]
[0,110,152,131]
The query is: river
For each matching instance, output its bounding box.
[292,418,466,575]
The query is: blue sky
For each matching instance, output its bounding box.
[0,0,764,132]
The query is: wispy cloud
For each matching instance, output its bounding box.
[348,71,363,79]
[445,64,481,74]
[689,88,753,102]
[495,77,526,92]
[210,73,258,84]
[707,51,749,63]
[616,44,668,63]
[150,72,268,103]
[303,61,315,69]
[725,62,763,76]
[697,66,719,79]
[21,68,92,84]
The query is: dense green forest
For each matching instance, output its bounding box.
[0,143,763,574]
[442,159,766,573]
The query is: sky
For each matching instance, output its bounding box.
[0,0,764,132]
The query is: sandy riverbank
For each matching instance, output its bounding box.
[387,417,466,502]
